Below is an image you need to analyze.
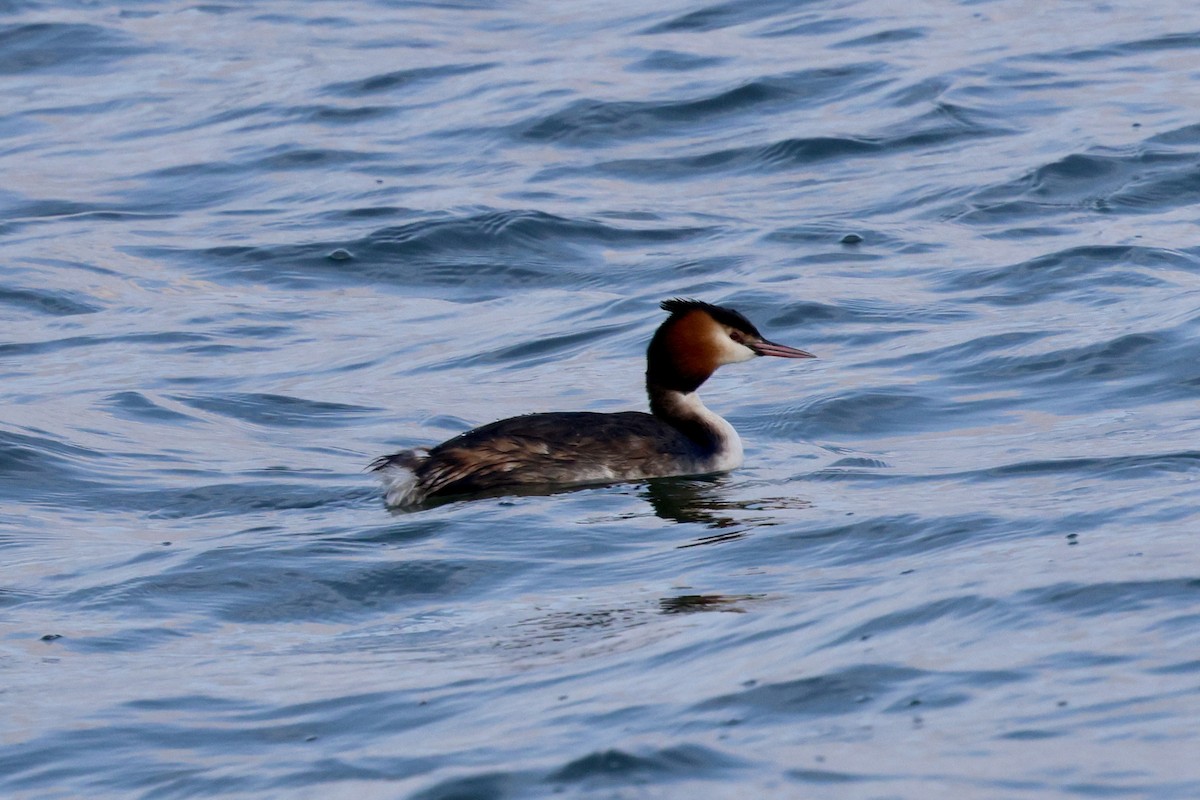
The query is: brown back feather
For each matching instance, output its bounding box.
[412,411,702,499]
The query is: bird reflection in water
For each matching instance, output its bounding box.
[639,475,812,548]
[658,593,763,614]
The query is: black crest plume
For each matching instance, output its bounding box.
[660,298,761,337]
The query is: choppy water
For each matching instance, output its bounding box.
[4,1,1200,797]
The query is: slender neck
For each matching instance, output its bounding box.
[646,382,722,449]
[645,316,724,448]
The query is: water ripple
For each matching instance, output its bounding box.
[0,22,148,74]
[5,1,1200,797]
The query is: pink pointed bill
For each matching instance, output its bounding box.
[752,339,816,359]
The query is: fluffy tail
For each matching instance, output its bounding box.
[369,449,428,508]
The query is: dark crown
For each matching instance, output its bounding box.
[660,298,761,337]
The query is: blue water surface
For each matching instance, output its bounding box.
[3,1,1200,797]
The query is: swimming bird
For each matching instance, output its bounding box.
[371,298,814,507]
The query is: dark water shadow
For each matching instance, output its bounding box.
[659,593,762,614]
[642,476,813,547]
[391,471,813,549]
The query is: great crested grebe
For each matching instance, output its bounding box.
[371,298,814,508]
